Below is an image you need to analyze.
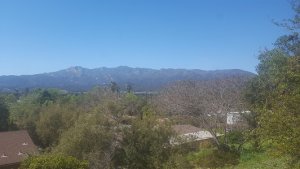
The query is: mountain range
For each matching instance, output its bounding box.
[0,66,255,92]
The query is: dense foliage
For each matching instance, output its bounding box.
[20,154,88,169]
[0,97,9,131]
[117,114,186,169]
[246,51,300,158]
[245,1,300,166]
[0,87,193,168]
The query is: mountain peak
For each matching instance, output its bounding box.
[65,66,86,76]
[67,66,85,70]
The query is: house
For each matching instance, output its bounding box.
[171,124,215,145]
[0,130,38,169]
[226,111,250,125]
[227,112,241,125]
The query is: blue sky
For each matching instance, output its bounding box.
[0,0,294,75]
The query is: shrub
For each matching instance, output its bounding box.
[20,154,88,169]
[189,145,240,168]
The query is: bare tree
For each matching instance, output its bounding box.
[157,77,247,146]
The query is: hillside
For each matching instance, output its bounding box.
[0,66,255,92]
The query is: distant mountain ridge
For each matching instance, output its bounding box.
[0,66,255,92]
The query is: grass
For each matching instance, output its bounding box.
[223,150,291,169]
[188,147,239,169]
[187,142,293,169]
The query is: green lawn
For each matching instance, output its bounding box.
[223,150,290,169]
[188,145,293,169]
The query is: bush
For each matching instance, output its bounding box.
[20,154,88,169]
[227,131,245,145]
[189,145,240,168]
[163,154,193,169]
[118,114,174,169]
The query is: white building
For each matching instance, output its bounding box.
[226,111,250,125]
[170,124,218,145]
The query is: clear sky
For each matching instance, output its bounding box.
[0,0,294,75]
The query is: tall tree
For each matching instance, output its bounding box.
[246,1,300,162]
[246,50,300,160]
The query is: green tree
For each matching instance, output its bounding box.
[35,104,65,147]
[9,89,63,146]
[126,83,133,93]
[110,81,120,93]
[20,154,88,169]
[122,93,146,116]
[118,114,175,169]
[245,2,300,164]
[54,113,115,169]
[0,97,9,131]
[274,0,300,56]
[246,50,300,161]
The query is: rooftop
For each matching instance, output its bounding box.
[172,124,203,135]
[0,130,38,166]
